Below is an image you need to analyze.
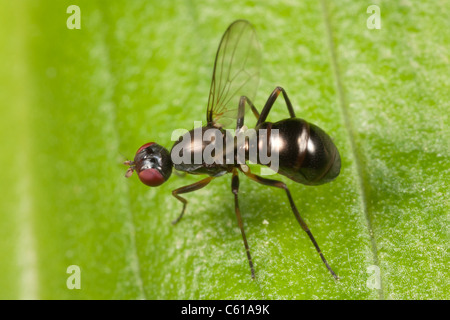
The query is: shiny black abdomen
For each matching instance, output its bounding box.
[255,118,341,185]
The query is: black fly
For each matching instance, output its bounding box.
[125,20,341,280]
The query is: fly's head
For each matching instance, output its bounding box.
[124,142,172,187]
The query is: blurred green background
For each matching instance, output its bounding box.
[0,0,448,299]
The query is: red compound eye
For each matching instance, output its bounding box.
[137,168,165,187]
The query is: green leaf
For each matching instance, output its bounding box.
[0,0,447,299]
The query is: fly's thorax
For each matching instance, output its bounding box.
[169,124,265,174]
[170,125,233,175]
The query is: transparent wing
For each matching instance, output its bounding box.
[206,20,262,127]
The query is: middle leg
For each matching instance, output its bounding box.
[236,95,261,132]
[231,168,256,279]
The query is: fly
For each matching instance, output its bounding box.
[124,20,341,280]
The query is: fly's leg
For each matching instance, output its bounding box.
[237,96,260,132]
[232,168,255,279]
[171,176,214,225]
[235,96,259,168]
[241,168,339,280]
[256,86,296,126]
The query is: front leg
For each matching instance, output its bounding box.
[171,176,214,225]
